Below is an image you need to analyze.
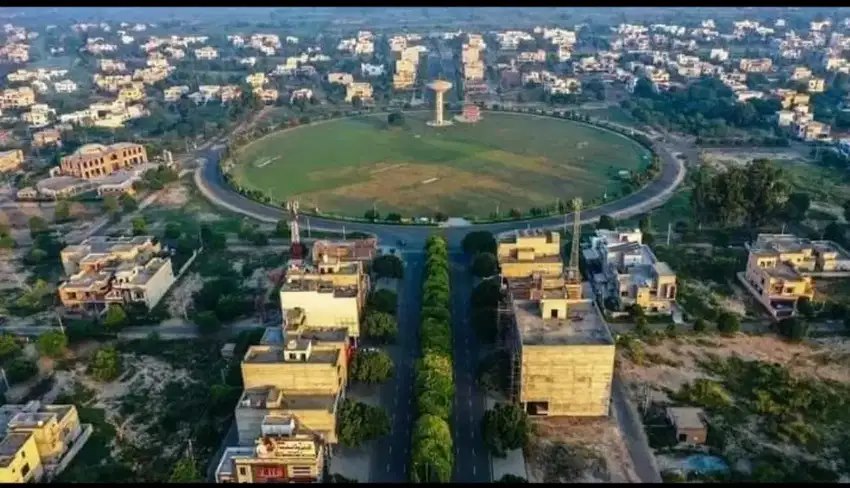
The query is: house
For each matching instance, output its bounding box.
[53,80,77,93]
[117,83,145,103]
[360,63,385,77]
[254,88,279,104]
[194,46,219,60]
[709,48,729,61]
[795,120,830,141]
[32,128,61,149]
[327,72,353,86]
[163,85,190,102]
[58,235,176,312]
[0,86,35,109]
[587,229,677,314]
[215,427,324,483]
[666,407,708,446]
[344,82,373,103]
[245,73,268,88]
[60,142,147,180]
[21,104,54,128]
[0,150,23,173]
[289,88,313,104]
[808,78,825,93]
[739,58,773,73]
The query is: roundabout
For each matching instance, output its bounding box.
[196,109,686,249]
[225,110,654,220]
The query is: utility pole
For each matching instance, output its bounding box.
[306,217,311,238]
[57,314,65,336]
[666,222,672,246]
[342,226,346,241]
[0,368,9,393]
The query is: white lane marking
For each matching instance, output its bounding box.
[472,448,476,456]
[473,466,477,476]
[386,464,391,473]
[389,446,393,454]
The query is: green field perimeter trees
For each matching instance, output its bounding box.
[410,235,454,482]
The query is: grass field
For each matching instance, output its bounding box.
[230,111,653,218]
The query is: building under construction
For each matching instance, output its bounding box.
[497,206,615,417]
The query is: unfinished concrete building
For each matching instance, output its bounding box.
[498,229,615,417]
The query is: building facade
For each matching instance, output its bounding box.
[59,142,147,180]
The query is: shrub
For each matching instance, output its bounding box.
[88,346,123,382]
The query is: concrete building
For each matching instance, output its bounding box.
[194,46,219,60]
[234,384,339,447]
[0,149,23,173]
[344,82,373,103]
[0,86,35,109]
[32,128,61,149]
[499,253,614,418]
[666,407,708,446]
[497,230,563,279]
[163,85,190,102]
[739,58,773,73]
[53,79,77,93]
[58,235,176,312]
[0,401,90,482]
[586,229,677,314]
[59,142,147,180]
[808,77,826,93]
[215,423,324,483]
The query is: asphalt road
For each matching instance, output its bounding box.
[612,375,663,483]
[449,252,491,482]
[369,251,423,482]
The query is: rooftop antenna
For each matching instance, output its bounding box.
[565,197,582,299]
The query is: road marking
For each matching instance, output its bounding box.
[473,466,477,476]
[389,446,393,454]
[386,464,390,473]
[472,448,476,456]
[470,431,474,439]
[468,399,472,407]
[403,465,407,475]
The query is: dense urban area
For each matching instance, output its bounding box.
[0,5,849,484]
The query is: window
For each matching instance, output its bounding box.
[238,467,247,477]
[677,433,687,443]
[21,463,29,477]
[20,450,25,458]
[550,309,558,319]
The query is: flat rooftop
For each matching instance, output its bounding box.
[502,228,559,243]
[499,253,562,264]
[812,240,850,260]
[749,233,813,255]
[243,345,338,364]
[764,261,804,281]
[0,432,31,467]
[237,387,335,412]
[281,279,358,298]
[512,296,613,346]
[667,407,706,430]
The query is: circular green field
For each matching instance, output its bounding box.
[230,111,652,219]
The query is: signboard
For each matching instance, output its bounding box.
[252,464,286,482]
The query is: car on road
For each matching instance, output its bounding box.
[397,239,407,248]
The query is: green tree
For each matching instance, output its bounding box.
[119,193,138,212]
[88,346,122,382]
[5,358,37,384]
[471,306,498,343]
[364,209,380,221]
[716,311,740,335]
[415,353,454,420]
[103,195,120,215]
[745,159,789,227]
[103,304,128,330]
[411,414,453,483]
[387,111,405,127]
[693,318,707,333]
[597,214,616,230]
[36,330,68,358]
[28,216,49,237]
[371,254,404,279]
[471,252,498,278]
[274,219,290,238]
[169,456,201,482]
[796,296,815,319]
[462,231,497,255]
[195,310,221,334]
[843,199,850,223]
[784,192,811,222]
[482,403,531,457]
[362,311,398,343]
[164,222,182,240]
[54,200,71,222]
[337,399,390,448]
[0,334,21,361]
[635,315,649,336]
[350,349,394,383]
[367,289,398,315]
[777,317,809,342]
[471,279,501,309]
[131,216,147,236]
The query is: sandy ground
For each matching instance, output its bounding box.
[528,416,639,483]
[155,185,190,208]
[166,272,205,318]
[619,334,850,403]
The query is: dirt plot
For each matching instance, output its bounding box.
[155,185,190,208]
[528,417,639,483]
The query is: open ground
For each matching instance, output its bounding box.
[229,111,652,219]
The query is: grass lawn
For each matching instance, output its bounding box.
[230,111,652,219]
[578,106,642,129]
[775,159,850,204]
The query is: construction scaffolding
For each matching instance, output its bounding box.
[498,276,522,404]
[565,197,582,300]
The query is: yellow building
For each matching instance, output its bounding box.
[739,57,772,73]
[780,91,810,109]
[345,82,373,103]
[506,277,615,417]
[0,86,35,109]
[497,230,564,279]
[0,149,23,173]
[241,338,347,397]
[741,234,850,319]
[235,386,338,445]
[4,405,82,463]
[0,432,43,483]
[117,83,145,103]
[216,423,324,483]
[32,128,61,148]
[808,77,825,93]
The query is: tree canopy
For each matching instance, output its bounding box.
[367,289,398,315]
[462,231,497,255]
[471,252,499,278]
[88,346,123,382]
[691,159,788,227]
[350,349,394,383]
[36,330,68,358]
[337,399,390,448]
[482,403,531,457]
[362,311,398,344]
[372,254,404,279]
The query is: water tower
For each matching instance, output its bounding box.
[426,79,453,127]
